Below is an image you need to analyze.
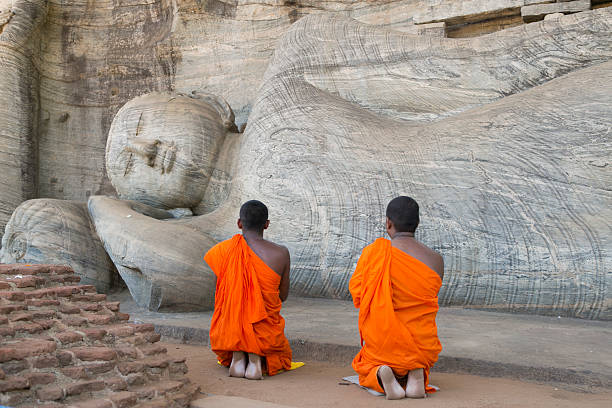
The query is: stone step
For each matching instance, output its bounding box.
[118,293,612,389]
[0,263,199,407]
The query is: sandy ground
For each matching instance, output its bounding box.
[163,343,611,408]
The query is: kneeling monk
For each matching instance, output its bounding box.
[204,200,292,379]
[349,196,444,399]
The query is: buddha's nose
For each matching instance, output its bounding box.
[125,139,160,167]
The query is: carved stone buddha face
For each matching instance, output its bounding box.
[106,93,227,210]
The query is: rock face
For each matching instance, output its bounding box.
[0,199,116,293]
[1,1,611,318]
[5,0,444,228]
[522,0,591,22]
[3,0,606,243]
[89,9,611,319]
[219,11,611,319]
[0,264,199,407]
[0,0,47,244]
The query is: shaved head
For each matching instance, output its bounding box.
[386,196,419,233]
[239,200,269,231]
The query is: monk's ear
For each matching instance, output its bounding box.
[237,219,243,230]
[386,217,393,231]
[264,220,270,230]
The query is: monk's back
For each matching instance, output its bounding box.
[204,199,293,378]
[350,196,442,399]
[391,239,444,280]
[244,237,289,277]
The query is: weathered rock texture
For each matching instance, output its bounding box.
[3,0,608,243]
[0,263,199,407]
[522,0,591,22]
[1,2,611,318]
[91,9,611,318]
[0,199,116,293]
[218,11,611,320]
[32,0,177,212]
[88,197,218,312]
[0,0,47,245]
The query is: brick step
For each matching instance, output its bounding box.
[0,263,198,407]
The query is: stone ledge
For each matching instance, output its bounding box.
[522,0,591,22]
[118,293,611,391]
[152,322,612,389]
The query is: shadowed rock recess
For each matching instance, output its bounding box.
[0,264,199,407]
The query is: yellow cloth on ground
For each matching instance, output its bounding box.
[289,362,304,370]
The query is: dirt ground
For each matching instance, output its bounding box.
[164,343,611,408]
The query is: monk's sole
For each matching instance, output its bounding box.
[229,365,246,378]
[245,367,264,380]
[246,354,264,380]
[405,368,425,398]
[378,366,404,400]
[229,352,247,377]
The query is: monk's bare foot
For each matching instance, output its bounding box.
[229,351,247,378]
[377,365,404,400]
[405,368,426,398]
[245,353,264,380]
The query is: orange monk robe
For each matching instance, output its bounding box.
[204,234,292,376]
[349,238,442,394]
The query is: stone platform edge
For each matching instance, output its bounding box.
[144,321,612,390]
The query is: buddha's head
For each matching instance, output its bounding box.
[106,92,235,209]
